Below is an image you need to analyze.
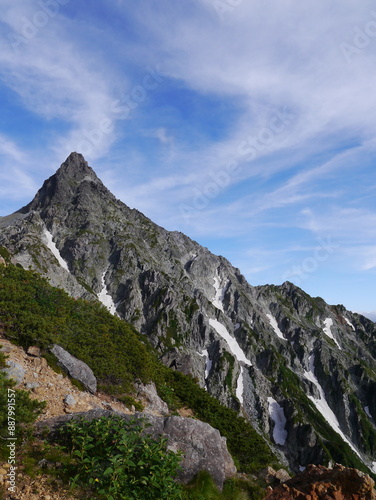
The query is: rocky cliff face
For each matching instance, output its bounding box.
[1,152,376,474]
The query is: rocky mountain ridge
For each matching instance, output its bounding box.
[1,152,376,474]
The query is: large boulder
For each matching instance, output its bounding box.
[264,464,376,499]
[36,409,236,489]
[50,344,97,394]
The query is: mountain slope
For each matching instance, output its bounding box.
[1,152,376,474]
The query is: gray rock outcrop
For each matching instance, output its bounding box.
[134,381,169,416]
[3,360,25,385]
[50,344,97,394]
[36,409,236,488]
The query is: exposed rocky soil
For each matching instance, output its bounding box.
[264,464,376,500]
[0,335,132,420]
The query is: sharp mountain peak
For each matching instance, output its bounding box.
[23,152,112,215]
[1,153,376,477]
[56,151,97,180]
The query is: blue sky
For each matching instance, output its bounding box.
[0,0,376,317]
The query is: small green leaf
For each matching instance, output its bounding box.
[104,466,114,476]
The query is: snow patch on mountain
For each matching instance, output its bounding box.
[304,354,360,458]
[267,397,288,445]
[209,319,252,366]
[344,317,355,331]
[198,349,212,381]
[97,272,117,315]
[323,318,341,349]
[211,271,230,313]
[266,314,286,340]
[43,229,69,271]
[211,275,224,312]
[236,366,244,404]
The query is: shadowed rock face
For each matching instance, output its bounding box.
[264,464,376,499]
[2,153,376,473]
[36,409,236,489]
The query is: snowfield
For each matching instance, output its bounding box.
[344,316,355,331]
[304,354,360,458]
[236,367,244,404]
[209,318,252,366]
[267,396,288,445]
[266,313,286,340]
[97,272,117,315]
[323,318,341,349]
[198,349,212,380]
[44,229,69,271]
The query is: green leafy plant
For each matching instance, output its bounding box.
[57,415,183,500]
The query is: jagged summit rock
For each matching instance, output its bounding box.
[23,152,111,215]
[59,151,95,176]
[1,153,376,475]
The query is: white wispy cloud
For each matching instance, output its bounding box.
[0,1,127,162]
[0,0,375,310]
[0,134,26,164]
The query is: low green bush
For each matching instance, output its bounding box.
[57,415,183,500]
[182,471,265,500]
[0,264,156,395]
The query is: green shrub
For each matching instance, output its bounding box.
[222,477,265,500]
[0,247,11,262]
[57,415,183,500]
[182,471,222,500]
[182,471,265,500]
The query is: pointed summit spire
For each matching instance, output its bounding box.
[56,152,98,182]
[24,152,105,214]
